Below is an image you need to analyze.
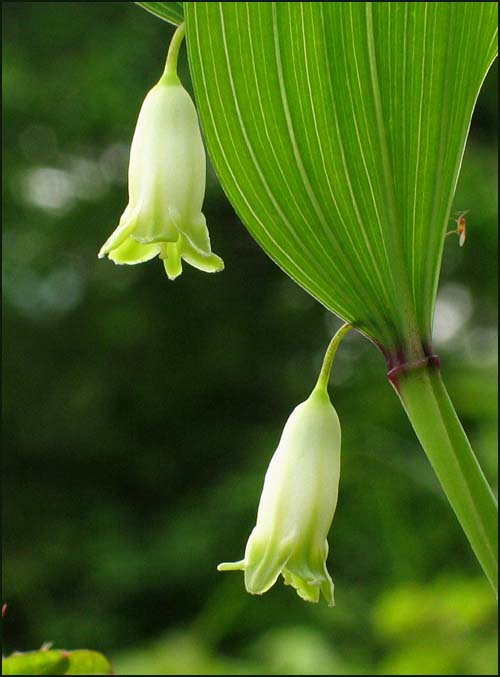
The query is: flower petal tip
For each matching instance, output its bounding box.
[217,560,245,572]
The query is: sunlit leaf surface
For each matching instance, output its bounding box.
[186,2,497,356]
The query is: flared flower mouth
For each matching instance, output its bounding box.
[218,535,335,606]
[99,212,224,281]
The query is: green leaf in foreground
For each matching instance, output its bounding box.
[136,2,184,26]
[64,650,114,675]
[2,651,69,676]
[2,650,113,676]
[186,2,497,361]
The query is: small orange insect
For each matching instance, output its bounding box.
[447,209,469,247]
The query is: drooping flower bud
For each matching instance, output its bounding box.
[218,385,341,606]
[218,325,352,606]
[98,23,223,279]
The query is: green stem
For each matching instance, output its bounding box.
[315,323,352,392]
[395,365,498,595]
[161,21,186,82]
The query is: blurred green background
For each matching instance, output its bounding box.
[2,2,498,675]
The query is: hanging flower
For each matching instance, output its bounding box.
[218,385,342,606]
[98,23,223,279]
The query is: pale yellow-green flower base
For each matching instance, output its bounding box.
[218,548,335,607]
[99,230,224,280]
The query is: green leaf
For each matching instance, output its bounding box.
[136,2,184,26]
[2,650,113,676]
[185,2,497,358]
[64,650,113,675]
[2,651,69,675]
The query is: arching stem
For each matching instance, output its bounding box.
[315,323,353,393]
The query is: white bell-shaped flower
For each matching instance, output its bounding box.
[218,385,341,606]
[98,24,223,279]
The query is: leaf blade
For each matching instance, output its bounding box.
[186,2,497,354]
[136,2,184,26]
[2,651,69,676]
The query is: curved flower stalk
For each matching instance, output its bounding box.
[218,325,351,605]
[99,22,223,279]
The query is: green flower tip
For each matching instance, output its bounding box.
[218,389,341,607]
[98,36,223,279]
